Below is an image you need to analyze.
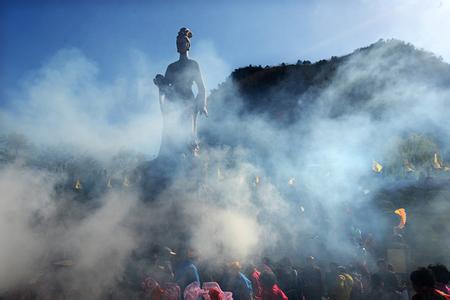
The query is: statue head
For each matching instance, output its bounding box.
[176,27,192,54]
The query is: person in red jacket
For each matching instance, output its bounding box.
[245,264,263,300]
[260,271,288,300]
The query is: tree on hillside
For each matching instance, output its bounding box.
[384,134,440,178]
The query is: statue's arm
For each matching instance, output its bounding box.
[154,66,172,113]
[153,74,165,113]
[193,62,207,116]
[158,88,165,113]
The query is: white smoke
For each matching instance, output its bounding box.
[1,37,450,298]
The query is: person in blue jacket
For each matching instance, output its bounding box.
[173,247,201,293]
[223,261,253,300]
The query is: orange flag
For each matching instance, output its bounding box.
[394,208,406,229]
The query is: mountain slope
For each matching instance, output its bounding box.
[207,39,450,125]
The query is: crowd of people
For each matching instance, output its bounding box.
[131,245,450,300]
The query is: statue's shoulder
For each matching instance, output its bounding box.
[166,61,179,70]
[166,59,199,72]
[187,58,200,68]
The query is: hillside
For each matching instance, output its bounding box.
[201,41,450,264]
[207,39,450,124]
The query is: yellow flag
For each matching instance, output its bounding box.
[74,179,82,190]
[372,161,383,173]
[433,153,442,169]
[404,161,415,172]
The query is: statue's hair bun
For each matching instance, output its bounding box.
[178,27,193,39]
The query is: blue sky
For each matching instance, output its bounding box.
[1,0,449,103]
[0,0,449,157]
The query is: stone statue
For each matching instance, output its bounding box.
[154,27,207,157]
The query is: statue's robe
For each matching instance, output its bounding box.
[159,58,203,158]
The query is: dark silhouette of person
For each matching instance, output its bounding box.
[302,256,323,300]
[260,271,288,300]
[428,264,450,295]
[374,259,399,293]
[274,257,304,300]
[410,267,449,300]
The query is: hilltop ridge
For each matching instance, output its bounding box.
[207,39,450,125]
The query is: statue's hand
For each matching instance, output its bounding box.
[153,74,165,87]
